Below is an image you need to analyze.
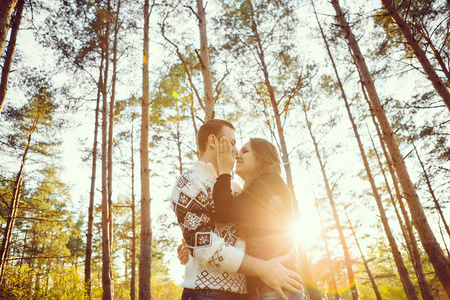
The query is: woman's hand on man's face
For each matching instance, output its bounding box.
[217,136,235,175]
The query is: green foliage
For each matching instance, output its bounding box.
[0,263,102,300]
[151,276,183,300]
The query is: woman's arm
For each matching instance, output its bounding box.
[213,172,282,223]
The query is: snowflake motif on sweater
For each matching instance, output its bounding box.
[171,161,247,293]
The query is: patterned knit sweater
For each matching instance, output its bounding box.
[171,161,247,293]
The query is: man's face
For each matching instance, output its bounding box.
[218,126,237,156]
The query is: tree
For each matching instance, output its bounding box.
[313,3,419,297]
[100,1,113,298]
[0,78,59,285]
[0,0,24,114]
[85,67,102,299]
[331,0,450,296]
[343,204,382,300]
[379,0,450,113]
[302,101,359,300]
[139,0,153,299]
[195,0,214,121]
[0,0,18,58]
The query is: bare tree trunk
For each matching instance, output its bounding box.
[0,116,38,284]
[303,108,359,300]
[439,222,450,259]
[107,2,121,289]
[139,0,152,299]
[85,64,103,299]
[331,0,450,296]
[195,0,214,122]
[314,198,340,300]
[360,82,433,298]
[0,0,17,58]
[343,205,382,300]
[380,0,450,112]
[0,0,23,114]
[130,126,136,300]
[419,27,450,86]
[317,11,417,296]
[369,130,433,300]
[101,0,112,297]
[175,103,184,175]
[410,137,450,241]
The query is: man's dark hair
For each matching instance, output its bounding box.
[197,119,235,154]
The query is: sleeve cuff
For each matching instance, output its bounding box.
[216,243,245,273]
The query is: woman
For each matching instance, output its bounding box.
[214,137,305,300]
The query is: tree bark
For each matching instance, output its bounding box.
[0,0,23,115]
[85,63,103,299]
[331,0,450,296]
[195,0,214,122]
[130,126,136,300]
[0,0,17,58]
[380,0,450,112]
[107,0,121,280]
[139,0,152,299]
[101,0,112,297]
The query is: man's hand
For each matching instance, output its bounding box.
[238,254,303,300]
[177,238,189,265]
[259,254,303,300]
[216,137,235,175]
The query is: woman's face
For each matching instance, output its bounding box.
[235,141,260,181]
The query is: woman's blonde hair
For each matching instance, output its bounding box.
[243,138,282,190]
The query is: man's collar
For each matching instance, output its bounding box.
[193,160,218,178]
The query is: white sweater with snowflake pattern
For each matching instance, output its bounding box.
[171,161,247,293]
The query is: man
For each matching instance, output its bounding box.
[171,119,302,300]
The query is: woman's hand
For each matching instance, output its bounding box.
[177,238,189,265]
[216,137,235,175]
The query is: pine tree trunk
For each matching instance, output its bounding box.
[315,199,340,300]
[343,205,382,300]
[85,65,102,299]
[101,0,112,297]
[411,138,450,241]
[419,31,450,86]
[0,0,17,58]
[0,116,38,284]
[139,0,151,299]
[380,0,450,112]
[303,108,359,300]
[0,0,23,114]
[130,127,136,300]
[195,0,214,121]
[331,0,450,296]
[323,23,418,297]
[107,0,121,282]
[369,130,433,300]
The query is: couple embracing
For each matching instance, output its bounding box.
[171,119,306,300]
